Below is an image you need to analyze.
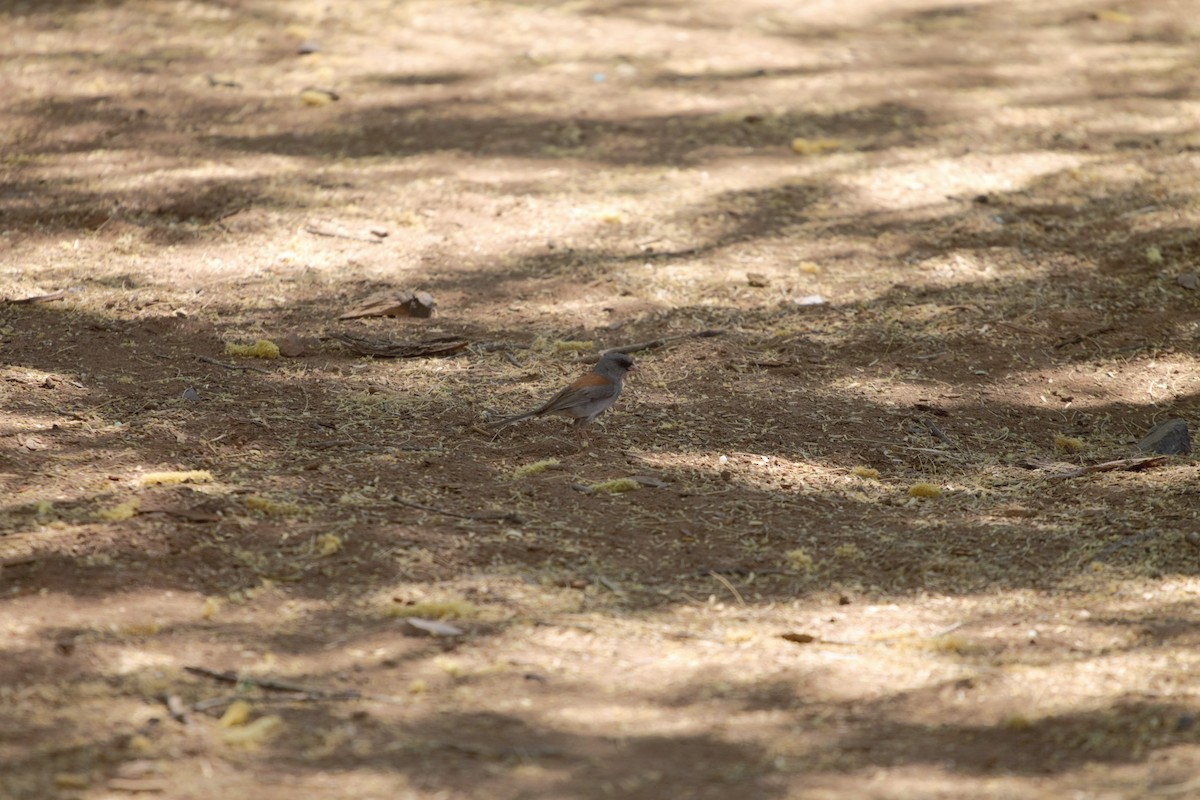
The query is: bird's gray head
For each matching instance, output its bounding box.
[595,351,636,379]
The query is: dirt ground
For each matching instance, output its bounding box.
[3,0,1200,797]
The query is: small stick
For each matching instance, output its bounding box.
[192,692,366,712]
[930,621,965,637]
[708,570,746,607]
[607,329,723,356]
[184,665,326,694]
[185,668,402,705]
[846,437,966,459]
[476,342,533,352]
[393,496,522,524]
[921,418,956,449]
[196,355,271,375]
[596,576,623,594]
[216,205,250,222]
[304,223,383,244]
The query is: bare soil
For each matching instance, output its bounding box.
[4,1,1200,798]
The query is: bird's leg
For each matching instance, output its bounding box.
[573,419,593,449]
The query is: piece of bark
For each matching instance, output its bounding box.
[339,291,435,320]
[328,333,467,359]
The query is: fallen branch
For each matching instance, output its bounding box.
[1045,455,1169,480]
[327,333,468,359]
[197,355,272,375]
[393,496,523,524]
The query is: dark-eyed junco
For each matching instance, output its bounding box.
[488,351,636,434]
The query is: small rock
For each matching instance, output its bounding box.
[793,294,825,306]
[297,40,320,55]
[1136,418,1191,455]
[278,334,307,358]
[746,272,769,288]
[1177,273,1199,290]
[182,387,200,402]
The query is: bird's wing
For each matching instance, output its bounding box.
[536,373,618,414]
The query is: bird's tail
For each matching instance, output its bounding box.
[486,410,538,428]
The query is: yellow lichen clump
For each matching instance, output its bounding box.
[137,470,213,487]
[784,548,815,572]
[386,598,477,620]
[551,340,595,352]
[244,495,303,516]
[589,478,640,494]
[225,339,280,359]
[96,499,139,521]
[1054,434,1085,453]
[790,137,846,155]
[908,482,941,499]
[513,459,561,478]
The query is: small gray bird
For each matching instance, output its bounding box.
[488,351,636,433]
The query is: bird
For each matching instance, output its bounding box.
[487,351,636,437]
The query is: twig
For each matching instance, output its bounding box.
[476,342,533,352]
[4,289,67,305]
[0,556,41,568]
[304,222,383,243]
[930,621,965,637]
[184,665,327,694]
[192,692,368,712]
[216,205,250,222]
[185,667,401,708]
[920,417,957,449]
[393,496,522,524]
[197,355,272,374]
[608,329,724,356]
[846,437,966,459]
[1151,776,1200,796]
[501,351,523,368]
[1054,325,1116,349]
[708,570,746,607]
[596,576,623,594]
